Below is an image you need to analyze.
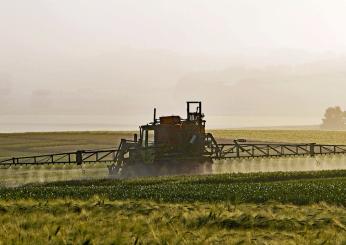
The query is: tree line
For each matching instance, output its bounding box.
[321,106,346,130]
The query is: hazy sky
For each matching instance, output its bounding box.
[2,0,346,56]
[1,0,346,130]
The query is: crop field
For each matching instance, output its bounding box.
[0,131,134,158]
[0,199,345,244]
[210,129,346,144]
[0,170,346,244]
[1,130,346,244]
[2,170,346,204]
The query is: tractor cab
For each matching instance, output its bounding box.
[138,102,205,153]
[109,101,211,177]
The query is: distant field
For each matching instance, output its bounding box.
[210,129,346,144]
[0,131,134,158]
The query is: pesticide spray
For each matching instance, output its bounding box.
[1,155,346,187]
[0,163,109,187]
[212,155,346,174]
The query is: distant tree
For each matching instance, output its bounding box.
[321,106,345,129]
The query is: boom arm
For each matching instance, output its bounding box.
[2,137,346,167]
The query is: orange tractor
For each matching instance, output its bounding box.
[2,101,346,178]
[108,101,214,177]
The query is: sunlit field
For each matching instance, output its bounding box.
[1,130,346,244]
[210,129,346,144]
[1,171,346,244]
[0,131,134,157]
[0,199,345,244]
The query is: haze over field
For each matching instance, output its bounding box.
[1,0,346,131]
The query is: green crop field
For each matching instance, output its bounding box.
[1,130,346,244]
[1,170,346,244]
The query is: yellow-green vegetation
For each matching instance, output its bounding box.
[1,170,346,205]
[211,129,346,144]
[1,170,346,244]
[1,130,346,244]
[0,131,134,158]
[0,199,345,244]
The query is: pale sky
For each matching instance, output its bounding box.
[2,0,346,56]
[1,0,346,130]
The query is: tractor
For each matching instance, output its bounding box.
[2,101,346,178]
[108,101,214,177]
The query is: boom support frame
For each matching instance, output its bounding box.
[2,139,346,167]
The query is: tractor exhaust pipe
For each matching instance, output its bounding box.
[153,108,157,124]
